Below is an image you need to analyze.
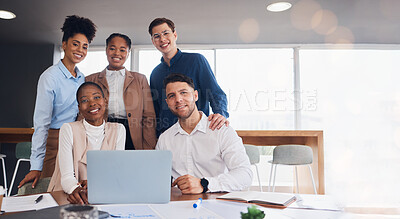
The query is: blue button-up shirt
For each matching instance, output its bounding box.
[150,49,229,136]
[30,60,84,171]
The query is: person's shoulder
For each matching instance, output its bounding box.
[182,51,204,59]
[60,122,73,133]
[39,64,60,80]
[160,122,179,138]
[128,70,147,80]
[151,63,165,74]
[206,119,237,137]
[85,72,100,80]
[106,121,123,128]
[115,123,126,132]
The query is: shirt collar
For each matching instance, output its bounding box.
[106,68,126,77]
[173,111,208,136]
[161,49,182,67]
[57,60,84,79]
[83,119,105,130]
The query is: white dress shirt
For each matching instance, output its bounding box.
[156,112,252,192]
[58,119,126,194]
[106,68,127,119]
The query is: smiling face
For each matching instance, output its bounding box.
[62,33,89,66]
[151,23,178,58]
[78,84,107,126]
[165,81,198,120]
[106,36,130,71]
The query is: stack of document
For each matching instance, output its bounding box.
[1,193,58,213]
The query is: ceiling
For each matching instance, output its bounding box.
[1,0,400,46]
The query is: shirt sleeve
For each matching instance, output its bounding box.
[58,123,79,194]
[206,126,253,192]
[155,134,164,150]
[197,54,229,118]
[116,123,126,150]
[30,72,56,171]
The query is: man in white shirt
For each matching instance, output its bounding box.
[156,73,252,194]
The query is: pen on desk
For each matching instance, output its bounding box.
[193,198,202,208]
[34,195,43,204]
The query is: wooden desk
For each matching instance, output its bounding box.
[51,188,226,206]
[0,128,33,143]
[236,130,324,194]
[0,128,324,194]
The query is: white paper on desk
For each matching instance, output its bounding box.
[1,193,58,212]
[98,204,161,218]
[150,200,224,219]
[288,194,342,211]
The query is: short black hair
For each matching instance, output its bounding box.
[106,33,132,50]
[163,73,195,89]
[61,15,97,43]
[76,82,104,104]
[148,17,175,35]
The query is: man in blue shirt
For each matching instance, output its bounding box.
[148,17,229,136]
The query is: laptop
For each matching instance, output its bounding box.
[87,150,172,204]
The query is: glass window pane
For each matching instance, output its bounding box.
[216,48,294,130]
[138,50,160,79]
[300,49,400,205]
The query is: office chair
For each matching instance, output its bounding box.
[268,145,317,194]
[0,152,8,196]
[244,144,262,191]
[17,177,51,195]
[8,142,31,196]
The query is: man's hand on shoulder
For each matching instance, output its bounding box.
[172,174,203,194]
[208,113,229,130]
[18,170,41,189]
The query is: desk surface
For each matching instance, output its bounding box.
[5,190,398,219]
[51,187,226,206]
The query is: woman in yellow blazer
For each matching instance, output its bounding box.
[85,33,156,150]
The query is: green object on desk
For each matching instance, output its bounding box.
[240,205,265,219]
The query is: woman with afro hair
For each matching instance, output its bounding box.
[17,15,97,192]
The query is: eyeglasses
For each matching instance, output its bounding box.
[152,30,172,41]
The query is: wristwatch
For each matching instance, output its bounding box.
[200,178,209,193]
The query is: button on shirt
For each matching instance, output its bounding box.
[156,112,252,192]
[30,61,85,171]
[106,68,127,119]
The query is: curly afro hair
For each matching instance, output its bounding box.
[61,15,97,43]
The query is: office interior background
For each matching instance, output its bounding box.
[1,0,400,207]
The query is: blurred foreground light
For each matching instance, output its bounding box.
[267,2,292,12]
[0,10,16,20]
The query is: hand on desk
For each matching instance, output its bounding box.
[208,113,229,130]
[67,180,88,204]
[18,170,41,188]
[172,174,203,194]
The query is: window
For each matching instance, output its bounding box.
[300,49,400,205]
[216,49,294,130]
